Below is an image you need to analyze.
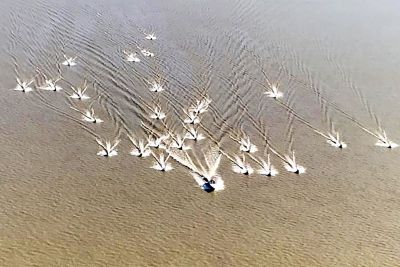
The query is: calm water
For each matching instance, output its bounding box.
[1,0,400,266]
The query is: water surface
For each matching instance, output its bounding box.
[1,0,400,266]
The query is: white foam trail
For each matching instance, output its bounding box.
[284,73,397,147]
[232,155,254,175]
[125,52,141,63]
[264,85,283,99]
[39,78,62,92]
[327,132,347,148]
[147,133,169,149]
[149,106,166,120]
[148,81,164,93]
[70,92,90,100]
[191,173,225,192]
[238,135,258,153]
[137,46,154,57]
[96,138,120,157]
[184,125,205,141]
[168,146,224,192]
[173,98,288,175]
[182,108,201,125]
[70,106,103,124]
[170,133,191,150]
[284,151,306,174]
[188,97,212,114]
[145,33,157,40]
[128,135,151,158]
[13,78,34,93]
[62,55,77,67]
[151,152,173,171]
[375,130,398,148]
[70,81,90,100]
[257,154,278,176]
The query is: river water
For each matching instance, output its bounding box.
[1,0,400,266]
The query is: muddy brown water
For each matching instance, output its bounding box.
[1,0,400,266]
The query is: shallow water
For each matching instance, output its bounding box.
[1,0,400,266]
